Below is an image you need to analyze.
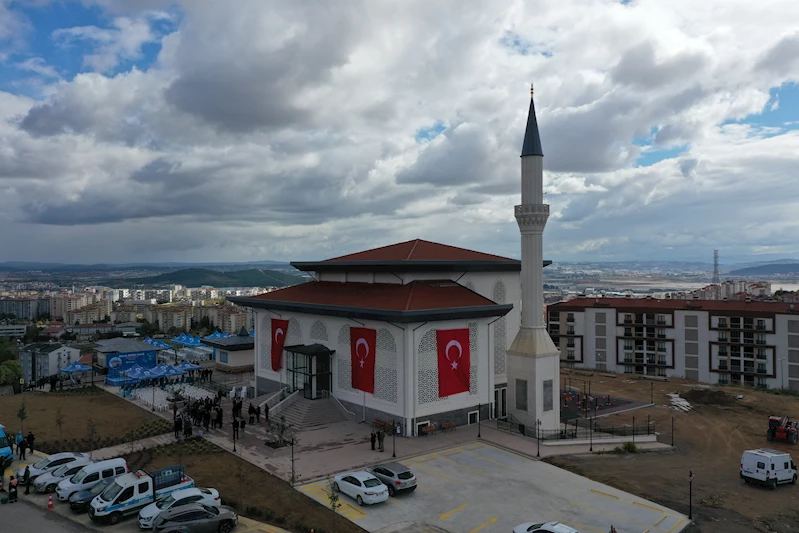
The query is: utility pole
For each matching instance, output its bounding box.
[392,420,396,458]
[477,403,481,438]
[688,471,694,519]
[291,438,296,486]
[671,417,675,447]
[536,419,541,458]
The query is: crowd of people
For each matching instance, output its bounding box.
[170,394,271,442]
[0,432,36,502]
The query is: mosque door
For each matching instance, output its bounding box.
[494,387,507,420]
[287,352,309,395]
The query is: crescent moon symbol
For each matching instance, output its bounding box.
[355,338,369,359]
[274,328,284,343]
[445,340,462,361]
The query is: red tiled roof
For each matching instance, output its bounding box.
[78,354,93,365]
[252,280,497,311]
[324,239,515,263]
[550,297,799,314]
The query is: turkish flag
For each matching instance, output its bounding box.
[436,328,471,397]
[270,319,289,371]
[350,327,376,393]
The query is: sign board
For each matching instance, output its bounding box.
[105,350,157,378]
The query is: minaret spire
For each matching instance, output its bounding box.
[506,84,560,432]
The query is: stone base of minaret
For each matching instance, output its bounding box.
[506,326,561,432]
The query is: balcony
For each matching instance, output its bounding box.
[731,365,742,372]
[567,342,575,348]
[756,339,767,345]
[756,324,767,331]
[623,358,632,364]
[656,320,667,326]
[657,334,667,339]
[743,338,754,344]
[757,367,767,374]
[757,353,767,360]
[566,316,575,323]
[718,364,728,371]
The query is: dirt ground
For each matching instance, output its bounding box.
[126,441,364,533]
[547,369,799,533]
[0,388,162,447]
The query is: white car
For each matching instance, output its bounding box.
[513,521,581,533]
[33,457,94,494]
[17,452,89,482]
[331,471,389,506]
[137,487,221,529]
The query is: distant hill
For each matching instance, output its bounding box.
[729,263,799,276]
[123,268,306,287]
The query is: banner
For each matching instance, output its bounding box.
[106,350,157,379]
[271,319,289,371]
[436,328,471,397]
[350,327,376,393]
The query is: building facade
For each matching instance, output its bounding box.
[548,297,799,391]
[19,343,81,384]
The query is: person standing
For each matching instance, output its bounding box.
[377,430,385,452]
[240,418,246,437]
[232,418,239,439]
[27,431,35,455]
[255,405,261,424]
[370,431,376,451]
[264,402,269,424]
[15,431,22,455]
[9,476,18,503]
[248,403,255,424]
[23,466,31,495]
[174,416,183,439]
[17,437,27,460]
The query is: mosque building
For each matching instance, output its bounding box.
[231,87,559,436]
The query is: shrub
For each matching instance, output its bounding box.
[274,516,286,525]
[621,441,639,453]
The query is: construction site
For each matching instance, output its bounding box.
[548,369,799,533]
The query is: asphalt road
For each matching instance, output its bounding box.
[0,499,92,532]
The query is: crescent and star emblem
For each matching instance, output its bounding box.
[355,338,370,368]
[445,340,463,370]
[274,328,284,343]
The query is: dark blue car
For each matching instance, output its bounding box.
[69,477,119,513]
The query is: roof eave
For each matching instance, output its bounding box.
[290,259,552,273]
[199,339,254,351]
[228,297,514,323]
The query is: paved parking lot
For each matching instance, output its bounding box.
[298,442,689,533]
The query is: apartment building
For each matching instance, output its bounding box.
[65,300,113,325]
[19,343,81,384]
[50,294,90,320]
[0,298,50,319]
[548,297,799,392]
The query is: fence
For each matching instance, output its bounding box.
[497,414,656,442]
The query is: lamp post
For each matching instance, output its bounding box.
[232,421,237,453]
[688,471,694,519]
[291,438,296,486]
[392,419,396,458]
[671,416,675,447]
[152,384,156,412]
[536,419,541,458]
[477,403,481,438]
[651,382,654,405]
[632,416,636,444]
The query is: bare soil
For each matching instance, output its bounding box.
[126,441,365,533]
[546,370,799,533]
[0,388,163,448]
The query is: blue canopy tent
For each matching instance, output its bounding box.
[123,365,145,379]
[162,366,186,377]
[176,360,201,371]
[61,362,92,374]
[150,363,169,376]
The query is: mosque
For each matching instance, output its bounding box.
[231,88,560,436]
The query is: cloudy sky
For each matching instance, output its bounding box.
[1,0,798,265]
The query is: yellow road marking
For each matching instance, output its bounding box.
[443,451,461,457]
[417,457,438,463]
[634,501,664,513]
[439,503,468,520]
[570,501,651,529]
[469,517,498,533]
[438,453,489,477]
[667,518,687,533]
[654,516,666,526]
[590,489,620,500]
[462,443,486,451]
[417,486,431,493]
[410,462,461,484]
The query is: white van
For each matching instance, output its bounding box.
[56,458,129,502]
[740,448,797,489]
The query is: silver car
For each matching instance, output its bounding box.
[369,462,417,496]
[33,457,94,494]
[17,452,89,482]
[152,503,238,533]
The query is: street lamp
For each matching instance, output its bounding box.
[232,421,237,452]
[536,419,541,458]
[392,419,396,458]
[778,358,786,389]
[290,438,296,486]
[688,471,694,519]
[477,403,481,438]
[632,416,636,444]
[152,384,156,412]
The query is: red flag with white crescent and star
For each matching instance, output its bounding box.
[350,327,376,393]
[270,319,289,371]
[436,328,471,397]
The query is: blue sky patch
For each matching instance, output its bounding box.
[415,121,447,143]
[636,143,689,167]
[723,83,799,131]
[499,31,553,57]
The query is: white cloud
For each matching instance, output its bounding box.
[14,57,59,78]
[1,0,799,264]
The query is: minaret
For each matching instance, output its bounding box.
[506,85,561,432]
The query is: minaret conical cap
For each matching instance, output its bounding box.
[521,84,544,157]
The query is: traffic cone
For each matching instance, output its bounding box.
[47,495,54,510]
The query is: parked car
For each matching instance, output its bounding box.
[33,457,94,493]
[56,457,128,501]
[17,452,90,482]
[138,487,221,529]
[152,503,238,533]
[369,462,417,496]
[513,521,581,533]
[331,471,389,506]
[69,477,120,513]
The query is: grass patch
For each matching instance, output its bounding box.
[612,441,640,454]
[124,441,365,533]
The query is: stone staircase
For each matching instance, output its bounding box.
[278,397,347,429]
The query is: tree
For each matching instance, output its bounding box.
[17,397,27,433]
[24,325,40,343]
[87,418,97,459]
[327,476,342,531]
[0,360,23,386]
[0,338,18,363]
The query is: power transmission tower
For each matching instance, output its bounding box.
[712,249,720,285]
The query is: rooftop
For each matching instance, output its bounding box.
[22,342,66,353]
[200,327,255,351]
[230,279,512,323]
[550,297,799,315]
[95,337,162,354]
[292,238,550,273]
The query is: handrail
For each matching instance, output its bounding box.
[328,392,355,417]
[270,390,301,416]
[260,388,288,410]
